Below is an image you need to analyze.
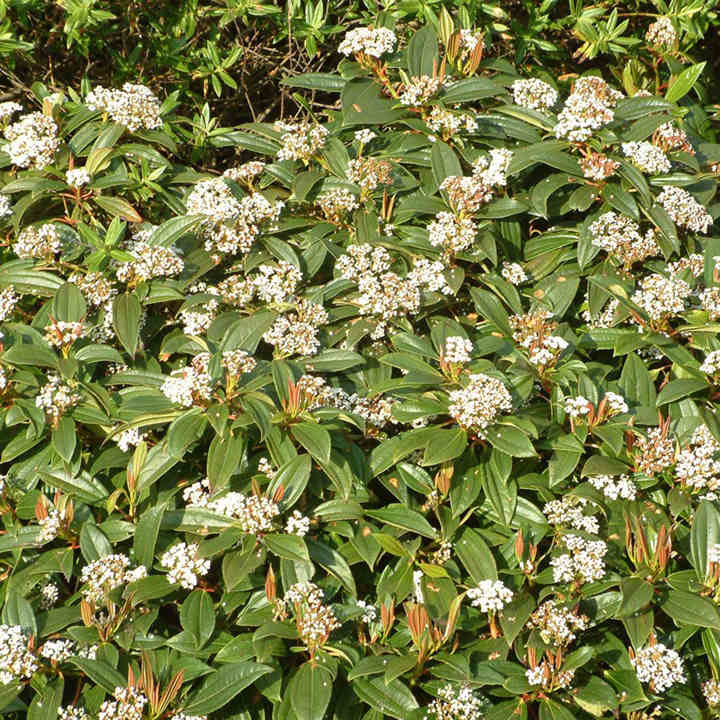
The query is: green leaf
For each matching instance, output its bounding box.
[456,527,497,582]
[264,533,310,563]
[656,378,707,406]
[282,73,346,92]
[206,431,245,488]
[183,662,273,715]
[407,26,439,77]
[94,195,143,222]
[28,678,63,720]
[486,425,536,457]
[289,662,333,720]
[352,677,419,719]
[291,422,331,464]
[666,62,706,103]
[112,293,142,356]
[366,504,437,539]
[431,141,462,186]
[69,658,126,694]
[691,501,720,581]
[52,282,87,322]
[662,590,720,630]
[52,416,76,462]
[148,215,203,247]
[181,589,216,648]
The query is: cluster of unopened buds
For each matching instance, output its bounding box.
[525,648,575,691]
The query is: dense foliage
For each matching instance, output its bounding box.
[3,4,720,720]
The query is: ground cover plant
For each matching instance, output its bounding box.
[3,3,720,720]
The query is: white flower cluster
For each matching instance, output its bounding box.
[317,188,359,221]
[655,121,693,153]
[66,167,91,188]
[70,271,116,306]
[589,212,659,268]
[646,17,676,47]
[704,678,720,707]
[354,129,376,144]
[170,714,208,720]
[668,253,704,279]
[160,542,211,589]
[14,223,62,259]
[551,534,607,584]
[97,686,148,720]
[346,157,393,193]
[564,395,590,418]
[555,76,623,142]
[0,102,22,121]
[443,336,472,364]
[86,83,163,131]
[701,288,720,322]
[426,107,478,137]
[657,185,713,233]
[263,298,328,356]
[604,391,629,416]
[0,624,38,684]
[338,27,397,58]
[426,684,484,720]
[622,141,671,174]
[45,320,84,348]
[161,355,213,407]
[501,261,527,285]
[544,496,599,534]
[275,121,328,162]
[114,427,147,452]
[0,286,19,322]
[580,152,618,181]
[510,310,568,369]
[252,262,301,304]
[448,373,512,437]
[356,599,377,624]
[39,507,63,542]
[224,161,265,184]
[39,582,59,609]
[588,473,637,500]
[183,479,279,533]
[337,244,448,339]
[399,75,443,106]
[466,579,513,612]
[347,395,396,436]
[511,78,558,111]
[631,643,686,693]
[222,349,257,377]
[631,273,691,323]
[701,350,720,375]
[635,427,675,475]
[0,194,11,219]
[59,707,90,720]
[285,510,310,536]
[283,581,340,648]
[80,553,147,603]
[186,177,243,223]
[3,111,59,169]
[39,639,96,663]
[428,211,477,255]
[35,374,80,422]
[473,149,512,188]
[675,425,720,491]
[709,544,720,564]
[525,663,575,690]
[527,600,588,646]
[116,241,184,283]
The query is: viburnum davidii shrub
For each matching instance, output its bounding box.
[4,18,720,720]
